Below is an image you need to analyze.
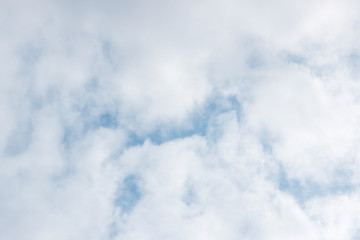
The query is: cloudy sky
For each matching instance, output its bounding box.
[1,0,360,239]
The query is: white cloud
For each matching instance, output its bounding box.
[1,0,360,239]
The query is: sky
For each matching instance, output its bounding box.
[1,0,360,239]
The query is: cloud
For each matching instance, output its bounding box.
[1,0,360,239]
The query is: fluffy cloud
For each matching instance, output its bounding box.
[1,0,360,239]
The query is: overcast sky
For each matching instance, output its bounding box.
[1,0,360,239]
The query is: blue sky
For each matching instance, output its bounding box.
[1,0,360,239]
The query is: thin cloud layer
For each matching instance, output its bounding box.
[1,0,360,239]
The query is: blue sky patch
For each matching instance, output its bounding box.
[4,122,33,156]
[246,52,264,69]
[279,164,356,205]
[283,52,307,65]
[115,175,142,214]
[125,95,242,146]
[183,185,196,206]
